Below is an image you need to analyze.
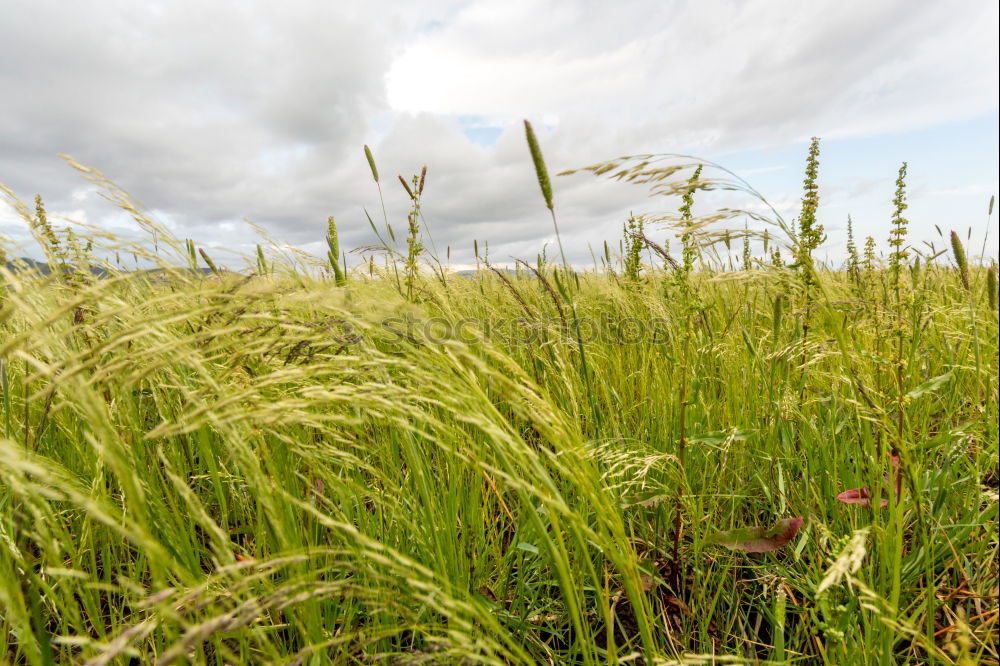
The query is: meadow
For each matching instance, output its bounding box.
[0,128,997,665]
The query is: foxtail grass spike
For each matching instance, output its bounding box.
[198,248,219,276]
[363,145,379,183]
[256,244,267,275]
[524,119,570,273]
[398,175,415,201]
[524,120,553,211]
[987,266,997,310]
[950,230,970,291]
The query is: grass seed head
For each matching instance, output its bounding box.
[198,247,219,275]
[398,174,415,201]
[363,144,379,183]
[950,230,970,291]
[772,293,784,340]
[256,244,267,274]
[524,120,553,211]
[987,265,997,310]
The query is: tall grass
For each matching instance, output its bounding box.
[0,137,997,665]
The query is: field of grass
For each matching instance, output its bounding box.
[1,134,997,664]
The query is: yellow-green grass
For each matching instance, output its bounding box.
[0,158,997,665]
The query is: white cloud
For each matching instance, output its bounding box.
[1,0,997,266]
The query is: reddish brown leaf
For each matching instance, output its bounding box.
[837,455,901,509]
[836,486,887,508]
[706,517,804,553]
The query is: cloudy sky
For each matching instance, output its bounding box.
[1,0,997,268]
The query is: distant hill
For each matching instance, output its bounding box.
[4,257,54,274]
[4,257,113,277]
[3,258,215,278]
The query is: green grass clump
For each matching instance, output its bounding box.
[0,140,997,665]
